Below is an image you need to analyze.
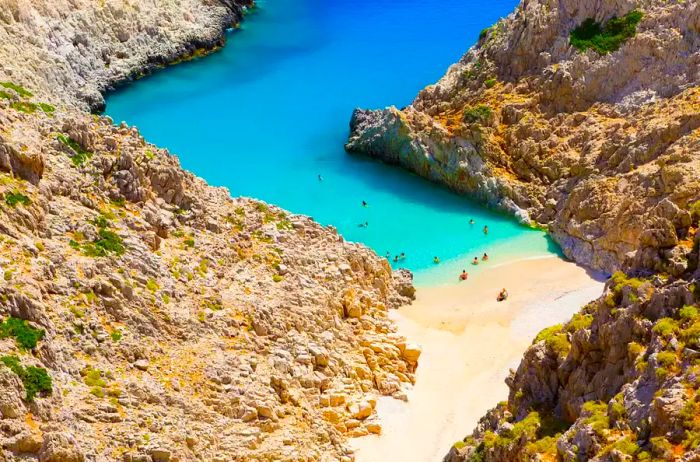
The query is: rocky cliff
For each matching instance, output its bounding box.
[0,0,254,111]
[346,0,700,276]
[446,264,700,461]
[0,1,421,461]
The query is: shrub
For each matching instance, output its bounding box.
[653,318,679,339]
[1,355,52,401]
[656,351,677,368]
[82,229,125,257]
[570,10,643,54]
[184,238,195,248]
[582,401,609,434]
[37,102,55,114]
[56,134,93,166]
[681,321,700,348]
[10,101,38,113]
[484,77,497,88]
[272,274,284,283]
[0,82,33,98]
[0,316,45,350]
[110,330,122,342]
[534,324,571,356]
[690,200,700,223]
[4,191,30,207]
[567,313,593,332]
[463,105,493,124]
[146,279,159,293]
[680,305,699,321]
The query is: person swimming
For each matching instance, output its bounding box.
[393,255,399,263]
[400,252,406,260]
[459,270,468,281]
[469,218,475,225]
[483,225,489,235]
[362,200,368,207]
[433,256,440,264]
[358,221,368,228]
[482,253,489,261]
[497,288,509,302]
[318,174,323,181]
[472,257,479,265]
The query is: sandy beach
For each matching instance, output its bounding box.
[352,256,605,462]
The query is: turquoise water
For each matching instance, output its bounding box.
[106,0,559,285]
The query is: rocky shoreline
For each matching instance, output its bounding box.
[0,0,255,112]
[347,0,700,460]
[346,0,700,276]
[0,1,423,460]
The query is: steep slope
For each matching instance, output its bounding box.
[346,0,700,275]
[0,81,418,462]
[0,0,253,111]
[445,267,700,461]
[0,1,422,460]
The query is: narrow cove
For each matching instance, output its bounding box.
[104,0,605,459]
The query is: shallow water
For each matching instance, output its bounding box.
[106,0,558,285]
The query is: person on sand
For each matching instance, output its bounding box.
[482,253,489,261]
[497,288,509,302]
[483,225,489,235]
[469,218,475,225]
[472,257,479,265]
[459,270,468,281]
[433,256,440,264]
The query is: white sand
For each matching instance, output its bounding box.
[351,256,605,462]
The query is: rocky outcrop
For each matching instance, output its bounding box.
[446,264,700,461]
[0,85,418,461]
[347,0,700,275]
[0,0,254,111]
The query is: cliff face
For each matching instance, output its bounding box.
[445,268,700,462]
[0,2,421,461]
[346,0,700,275]
[0,0,253,111]
[0,81,418,462]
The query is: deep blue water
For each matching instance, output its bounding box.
[106,0,559,285]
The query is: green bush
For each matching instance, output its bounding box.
[463,105,493,124]
[570,10,644,54]
[534,324,571,356]
[1,355,52,401]
[10,101,38,113]
[0,82,32,98]
[653,318,679,339]
[56,134,93,166]
[82,229,125,257]
[4,191,31,207]
[656,351,677,368]
[110,330,122,342]
[0,316,45,350]
[484,78,497,88]
[582,401,609,434]
[680,305,699,321]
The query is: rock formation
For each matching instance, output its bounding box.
[0,0,254,111]
[0,1,420,460]
[347,0,700,276]
[347,0,700,459]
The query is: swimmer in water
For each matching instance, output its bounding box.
[483,225,489,235]
[482,253,489,261]
[433,256,440,264]
[472,257,479,265]
[459,270,468,281]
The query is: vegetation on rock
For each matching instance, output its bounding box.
[570,10,644,55]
